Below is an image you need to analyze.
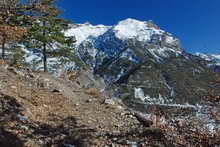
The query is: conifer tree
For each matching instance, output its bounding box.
[0,0,23,59]
[24,0,75,72]
[0,0,34,60]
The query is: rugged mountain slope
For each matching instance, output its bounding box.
[195,52,220,73]
[65,18,217,108]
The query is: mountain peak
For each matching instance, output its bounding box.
[113,18,164,41]
[117,18,159,29]
[117,18,144,25]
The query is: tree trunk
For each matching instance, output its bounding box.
[1,38,5,60]
[43,20,47,72]
[43,42,47,72]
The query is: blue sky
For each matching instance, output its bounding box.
[58,0,220,54]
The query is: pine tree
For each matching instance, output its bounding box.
[0,0,34,60]
[24,0,75,72]
[0,0,21,59]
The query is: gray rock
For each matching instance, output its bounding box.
[126,141,138,147]
[20,125,29,131]
[85,99,93,103]
[63,144,75,147]
[17,114,28,121]
[104,99,115,105]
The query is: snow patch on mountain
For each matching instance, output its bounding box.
[148,47,182,62]
[195,52,220,62]
[165,35,177,44]
[66,23,110,44]
[113,18,164,41]
[21,47,78,75]
[211,54,220,61]
[195,52,220,68]
[134,87,172,104]
[195,53,214,61]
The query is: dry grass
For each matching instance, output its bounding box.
[0,59,5,65]
[84,87,100,98]
[68,71,79,81]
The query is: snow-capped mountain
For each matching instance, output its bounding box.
[66,22,111,45]
[66,18,182,68]
[63,18,217,107]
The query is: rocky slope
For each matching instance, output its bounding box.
[1,61,220,146]
[0,62,150,146]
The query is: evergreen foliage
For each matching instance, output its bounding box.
[23,0,75,72]
[0,0,75,71]
[0,0,28,59]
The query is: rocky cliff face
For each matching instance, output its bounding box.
[64,18,217,109]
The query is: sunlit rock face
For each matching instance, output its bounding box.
[65,18,218,107]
